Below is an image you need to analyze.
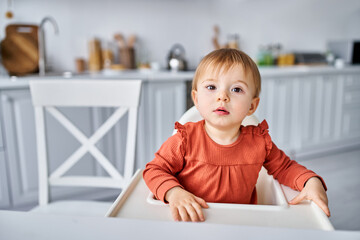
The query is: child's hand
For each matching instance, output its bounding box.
[289,177,330,217]
[165,186,209,222]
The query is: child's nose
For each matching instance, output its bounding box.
[217,91,229,102]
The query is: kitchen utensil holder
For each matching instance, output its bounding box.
[119,47,135,69]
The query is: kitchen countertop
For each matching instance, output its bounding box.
[0,70,194,89]
[0,65,360,89]
[0,210,359,240]
[258,65,360,77]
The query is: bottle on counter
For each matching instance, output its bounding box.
[75,58,86,73]
[325,51,335,65]
[102,41,114,69]
[257,45,273,66]
[277,53,295,66]
[271,43,282,65]
[88,38,102,72]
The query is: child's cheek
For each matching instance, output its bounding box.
[199,90,212,99]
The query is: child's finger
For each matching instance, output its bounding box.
[312,198,331,217]
[195,196,209,208]
[289,191,306,205]
[192,202,205,222]
[170,205,181,221]
[185,205,200,222]
[178,206,190,222]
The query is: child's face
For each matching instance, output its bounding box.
[192,64,259,131]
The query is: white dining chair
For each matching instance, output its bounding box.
[29,79,142,216]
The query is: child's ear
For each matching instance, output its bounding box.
[191,90,198,107]
[247,97,260,116]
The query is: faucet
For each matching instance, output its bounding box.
[38,16,59,76]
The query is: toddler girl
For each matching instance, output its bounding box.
[143,49,330,222]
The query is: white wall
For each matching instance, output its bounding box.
[1,0,359,72]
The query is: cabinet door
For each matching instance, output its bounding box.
[296,74,360,153]
[0,89,38,207]
[138,81,186,168]
[342,75,360,140]
[0,151,10,209]
[256,76,306,154]
[295,75,343,150]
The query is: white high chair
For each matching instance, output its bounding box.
[106,106,333,230]
[29,79,142,216]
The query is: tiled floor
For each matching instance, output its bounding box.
[297,148,360,231]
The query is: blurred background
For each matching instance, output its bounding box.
[0,0,359,72]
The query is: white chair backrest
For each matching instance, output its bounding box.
[174,106,259,134]
[30,79,142,206]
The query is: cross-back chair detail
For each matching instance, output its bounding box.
[30,80,142,206]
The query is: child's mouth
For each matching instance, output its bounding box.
[214,107,229,115]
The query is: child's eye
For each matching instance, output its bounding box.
[231,87,243,93]
[206,85,216,90]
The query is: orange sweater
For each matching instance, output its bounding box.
[143,120,326,204]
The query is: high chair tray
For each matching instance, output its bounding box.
[106,170,333,230]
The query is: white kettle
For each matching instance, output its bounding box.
[167,44,187,71]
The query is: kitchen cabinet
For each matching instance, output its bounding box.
[137,81,186,167]
[0,80,187,210]
[257,71,360,159]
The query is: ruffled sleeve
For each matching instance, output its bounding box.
[258,120,273,157]
[174,122,187,156]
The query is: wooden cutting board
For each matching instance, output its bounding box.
[1,24,39,76]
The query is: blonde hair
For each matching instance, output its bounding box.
[192,49,261,98]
